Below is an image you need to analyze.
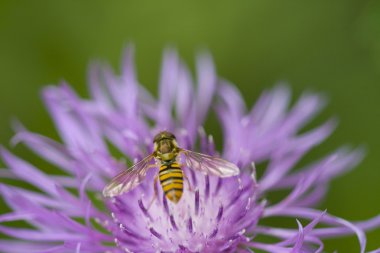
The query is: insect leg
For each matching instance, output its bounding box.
[182,171,193,192]
[148,175,159,210]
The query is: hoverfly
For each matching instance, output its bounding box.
[103,131,239,203]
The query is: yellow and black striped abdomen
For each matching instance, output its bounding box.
[159,162,183,203]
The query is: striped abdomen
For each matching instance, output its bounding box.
[159,162,183,203]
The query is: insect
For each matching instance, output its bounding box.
[103,131,239,203]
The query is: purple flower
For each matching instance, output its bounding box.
[1,46,380,253]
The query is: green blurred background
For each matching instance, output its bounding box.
[0,0,379,251]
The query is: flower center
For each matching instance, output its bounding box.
[108,169,258,253]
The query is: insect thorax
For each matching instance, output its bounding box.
[159,152,177,161]
[153,131,179,162]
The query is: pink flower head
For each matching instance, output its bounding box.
[1,46,380,253]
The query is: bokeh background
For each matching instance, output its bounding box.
[0,0,379,251]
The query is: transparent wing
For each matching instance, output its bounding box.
[103,155,155,197]
[180,149,239,177]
